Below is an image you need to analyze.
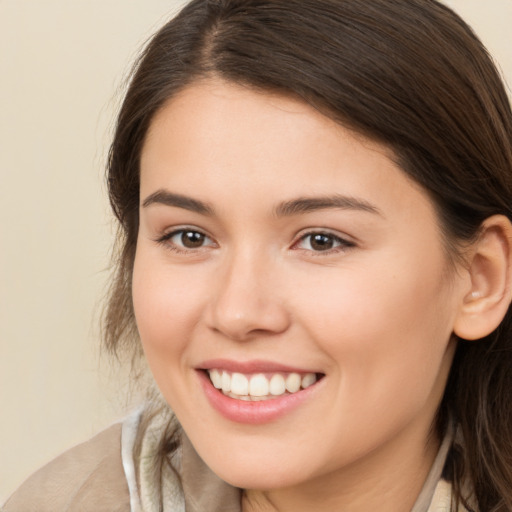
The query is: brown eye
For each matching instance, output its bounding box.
[309,234,335,251]
[163,229,215,251]
[180,230,206,248]
[295,232,353,253]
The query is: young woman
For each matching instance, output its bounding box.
[4,1,512,511]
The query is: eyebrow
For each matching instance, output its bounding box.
[274,195,382,217]
[142,189,382,218]
[142,190,215,215]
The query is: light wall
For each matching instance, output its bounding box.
[0,0,188,502]
[0,0,510,503]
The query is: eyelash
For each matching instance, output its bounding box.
[292,231,355,255]
[155,228,355,255]
[155,228,216,255]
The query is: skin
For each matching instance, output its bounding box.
[133,79,471,512]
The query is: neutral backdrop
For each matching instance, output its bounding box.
[1,0,511,503]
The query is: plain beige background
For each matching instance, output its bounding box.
[0,0,510,503]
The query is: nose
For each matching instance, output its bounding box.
[205,249,290,341]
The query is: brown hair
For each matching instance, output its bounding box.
[104,1,512,509]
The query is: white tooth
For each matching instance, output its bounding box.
[221,371,231,393]
[231,373,249,396]
[209,369,222,389]
[269,374,286,395]
[227,392,251,400]
[301,373,317,389]
[250,395,269,401]
[285,373,301,393]
[249,374,269,397]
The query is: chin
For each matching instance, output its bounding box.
[211,462,308,491]
[193,437,317,491]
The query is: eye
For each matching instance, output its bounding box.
[157,228,216,252]
[172,230,208,248]
[294,232,354,252]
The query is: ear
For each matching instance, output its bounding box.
[454,215,512,340]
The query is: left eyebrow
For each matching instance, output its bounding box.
[274,195,382,217]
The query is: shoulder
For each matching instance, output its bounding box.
[2,423,130,512]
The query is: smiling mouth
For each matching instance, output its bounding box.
[206,369,324,401]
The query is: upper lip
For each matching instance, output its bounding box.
[197,358,322,374]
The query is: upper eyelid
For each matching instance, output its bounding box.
[293,228,355,244]
[157,225,212,241]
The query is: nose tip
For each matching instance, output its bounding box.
[210,303,289,341]
[206,267,290,341]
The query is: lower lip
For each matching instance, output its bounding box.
[197,371,322,424]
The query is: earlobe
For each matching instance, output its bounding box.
[453,215,512,341]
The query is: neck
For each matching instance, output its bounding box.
[241,423,441,512]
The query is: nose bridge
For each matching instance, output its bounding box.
[208,243,289,340]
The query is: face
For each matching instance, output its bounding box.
[133,80,465,492]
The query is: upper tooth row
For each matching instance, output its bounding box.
[208,370,317,397]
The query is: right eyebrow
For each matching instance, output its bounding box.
[274,194,382,217]
[142,190,215,216]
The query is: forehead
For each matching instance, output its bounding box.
[142,78,386,167]
[140,79,434,225]
[143,79,354,160]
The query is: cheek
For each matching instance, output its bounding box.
[131,245,206,363]
[298,251,455,405]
